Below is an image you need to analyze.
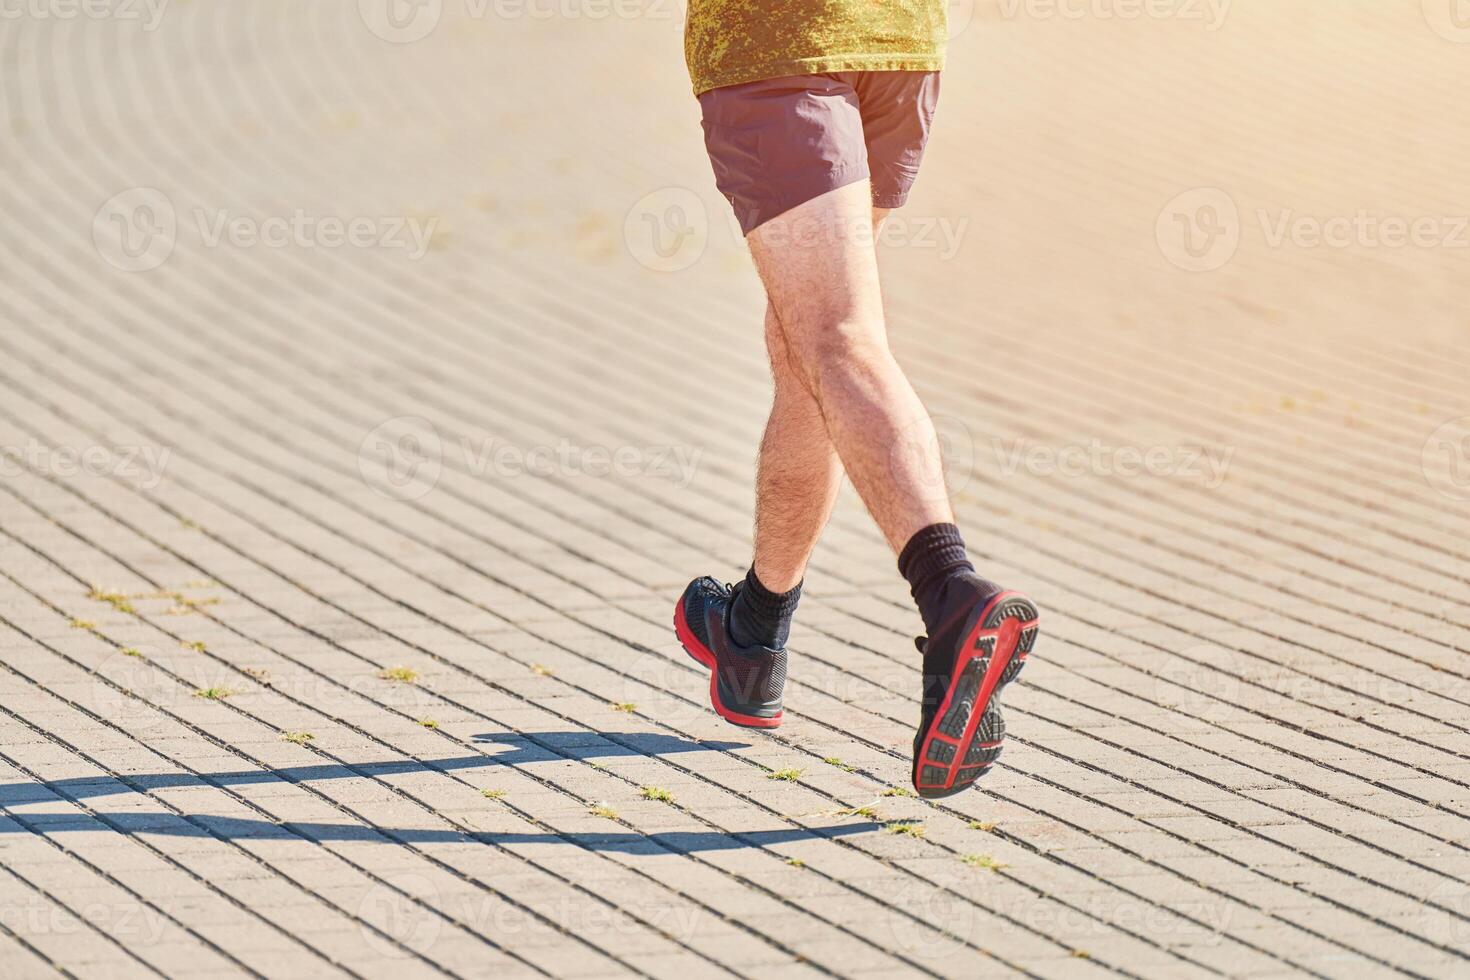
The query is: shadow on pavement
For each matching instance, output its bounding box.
[0,731,883,853]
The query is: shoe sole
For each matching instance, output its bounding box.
[913,591,1039,799]
[673,599,784,729]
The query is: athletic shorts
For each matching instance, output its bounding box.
[697,71,942,236]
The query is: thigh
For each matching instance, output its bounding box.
[699,74,871,236]
[746,180,888,364]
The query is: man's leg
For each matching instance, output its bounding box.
[750,181,990,647]
[722,303,841,651]
[748,182,954,558]
[749,179,1038,799]
[749,302,843,593]
[748,207,890,590]
[732,207,896,646]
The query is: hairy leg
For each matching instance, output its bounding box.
[750,302,843,592]
[748,182,954,554]
[748,207,897,589]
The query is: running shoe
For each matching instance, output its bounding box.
[674,576,786,728]
[912,588,1039,798]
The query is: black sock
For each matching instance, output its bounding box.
[728,568,801,649]
[899,523,995,637]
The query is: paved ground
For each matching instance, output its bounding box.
[3,1,1470,977]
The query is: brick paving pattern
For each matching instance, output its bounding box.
[2,2,1468,978]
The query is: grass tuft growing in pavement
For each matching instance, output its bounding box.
[282,731,314,745]
[822,757,856,772]
[640,786,674,803]
[122,648,142,658]
[531,664,554,676]
[961,854,1006,872]
[419,719,439,729]
[87,588,136,615]
[838,805,880,821]
[481,789,506,800]
[378,666,419,683]
[786,858,805,868]
[880,787,915,798]
[767,768,802,782]
[69,618,95,630]
[193,687,235,701]
[183,641,206,653]
[588,804,618,820]
[1071,951,1091,960]
[885,822,926,838]
[165,595,221,616]
[610,702,636,712]
[969,821,996,832]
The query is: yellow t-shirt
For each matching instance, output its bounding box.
[685,0,948,96]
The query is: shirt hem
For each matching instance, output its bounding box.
[692,54,945,97]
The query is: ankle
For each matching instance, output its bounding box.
[728,567,802,649]
[751,560,803,596]
[899,523,986,635]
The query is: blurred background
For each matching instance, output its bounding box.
[6,2,1467,561]
[2,1,1467,675]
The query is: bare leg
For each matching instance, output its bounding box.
[748,182,954,554]
[750,302,844,592]
[748,207,899,589]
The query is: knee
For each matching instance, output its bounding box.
[764,307,818,399]
[786,318,893,399]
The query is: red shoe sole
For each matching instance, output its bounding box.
[673,600,783,729]
[913,591,1039,798]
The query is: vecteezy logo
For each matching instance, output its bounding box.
[89,649,178,738]
[93,187,176,272]
[885,876,974,957]
[1422,416,1470,501]
[358,0,443,42]
[1151,646,1242,722]
[617,642,710,729]
[947,0,976,39]
[1424,0,1470,42]
[624,188,708,272]
[357,873,443,957]
[1156,187,1240,272]
[358,416,443,501]
[1425,873,1470,944]
[894,414,975,501]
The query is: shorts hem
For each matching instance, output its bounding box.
[739,162,872,236]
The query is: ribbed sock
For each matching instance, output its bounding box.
[728,567,801,649]
[898,523,996,637]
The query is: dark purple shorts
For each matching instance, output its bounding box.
[698,71,942,236]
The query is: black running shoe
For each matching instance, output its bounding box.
[912,587,1039,798]
[674,577,786,728]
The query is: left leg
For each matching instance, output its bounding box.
[749,301,842,596]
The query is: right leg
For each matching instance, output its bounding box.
[747,180,1038,798]
[747,180,954,555]
[747,207,897,592]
